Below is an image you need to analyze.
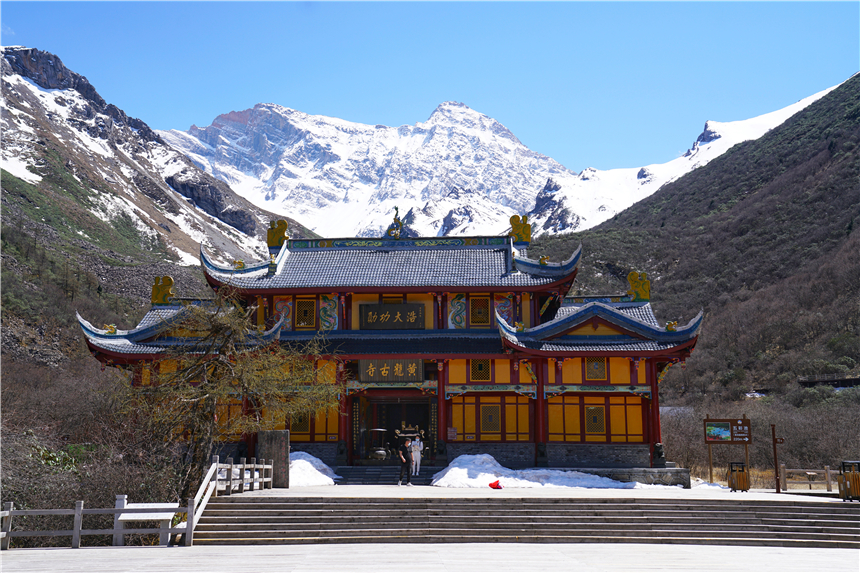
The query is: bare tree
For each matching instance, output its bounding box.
[119,287,342,499]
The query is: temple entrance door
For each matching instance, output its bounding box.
[357,397,432,464]
[379,402,429,443]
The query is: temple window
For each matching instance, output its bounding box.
[585,405,606,434]
[290,413,310,434]
[585,356,607,381]
[469,296,491,327]
[295,297,316,329]
[469,359,491,382]
[480,404,501,434]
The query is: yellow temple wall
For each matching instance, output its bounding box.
[495,359,510,383]
[547,394,644,443]
[522,293,531,327]
[610,357,629,385]
[449,359,467,385]
[350,294,378,329]
[450,395,530,442]
[562,358,582,385]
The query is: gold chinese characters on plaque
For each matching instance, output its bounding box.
[359,303,424,330]
[358,359,424,383]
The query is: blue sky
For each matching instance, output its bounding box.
[2,2,857,172]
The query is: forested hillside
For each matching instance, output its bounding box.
[532,74,860,404]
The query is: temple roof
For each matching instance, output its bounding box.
[497,297,702,356]
[201,237,581,291]
[76,304,286,360]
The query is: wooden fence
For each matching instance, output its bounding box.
[0,456,273,550]
[779,464,837,492]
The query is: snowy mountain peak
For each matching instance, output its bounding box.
[159,80,841,239]
[423,101,520,144]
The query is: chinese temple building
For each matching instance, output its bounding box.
[78,216,701,472]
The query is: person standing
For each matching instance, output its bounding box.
[398,438,413,486]
[411,435,423,476]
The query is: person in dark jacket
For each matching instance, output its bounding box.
[398,438,413,486]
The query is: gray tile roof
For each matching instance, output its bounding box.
[557,301,659,327]
[202,237,580,290]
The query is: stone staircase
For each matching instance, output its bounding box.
[333,466,437,486]
[193,497,860,548]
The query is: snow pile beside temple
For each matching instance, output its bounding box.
[289,452,341,486]
[431,454,675,489]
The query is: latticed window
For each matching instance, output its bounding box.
[585,356,607,380]
[295,299,316,328]
[585,406,605,434]
[290,414,310,433]
[481,405,501,433]
[470,359,491,381]
[470,297,491,326]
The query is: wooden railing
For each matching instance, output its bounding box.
[213,456,274,495]
[0,456,273,550]
[0,500,193,550]
[779,464,837,492]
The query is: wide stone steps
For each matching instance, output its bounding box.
[193,497,860,548]
[333,466,436,486]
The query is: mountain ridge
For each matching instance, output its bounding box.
[161,84,840,240]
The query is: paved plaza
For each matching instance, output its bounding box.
[2,542,858,573]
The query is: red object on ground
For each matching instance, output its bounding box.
[489,480,503,489]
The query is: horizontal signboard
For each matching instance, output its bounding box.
[358,359,424,383]
[359,303,425,330]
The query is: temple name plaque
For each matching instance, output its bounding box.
[359,303,425,330]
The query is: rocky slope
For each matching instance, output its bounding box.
[530,74,860,399]
[0,46,312,367]
[1,46,312,266]
[160,87,838,239]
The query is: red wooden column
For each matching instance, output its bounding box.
[437,360,447,446]
[651,359,662,443]
[535,359,547,444]
[338,389,350,463]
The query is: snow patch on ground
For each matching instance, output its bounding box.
[691,477,731,490]
[431,454,677,489]
[289,452,341,486]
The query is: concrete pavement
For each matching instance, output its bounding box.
[2,542,858,572]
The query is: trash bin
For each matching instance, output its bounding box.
[838,461,860,502]
[727,462,750,492]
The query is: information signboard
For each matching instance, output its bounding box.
[704,418,752,444]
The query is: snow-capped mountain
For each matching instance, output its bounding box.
[159,101,573,238]
[1,46,309,267]
[160,87,838,239]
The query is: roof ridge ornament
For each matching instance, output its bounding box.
[627,271,651,302]
[267,220,289,248]
[151,276,175,305]
[508,215,531,245]
[386,206,403,240]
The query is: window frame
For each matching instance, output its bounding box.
[294,296,318,330]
